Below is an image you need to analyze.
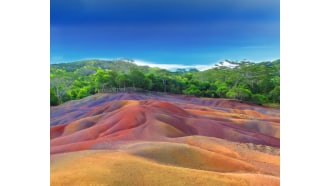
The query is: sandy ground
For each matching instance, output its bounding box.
[51,93,280,186]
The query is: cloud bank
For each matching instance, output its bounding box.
[133,59,215,71]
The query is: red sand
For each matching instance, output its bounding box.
[51,93,280,186]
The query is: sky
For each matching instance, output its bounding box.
[50,0,280,69]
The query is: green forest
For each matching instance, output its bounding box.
[50,59,280,106]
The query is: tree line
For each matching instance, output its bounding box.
[50,59,280,106]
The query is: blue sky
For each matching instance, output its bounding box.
[50,0,280,68]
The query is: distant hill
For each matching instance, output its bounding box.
[52,59,137,71]
[51,58,279,73]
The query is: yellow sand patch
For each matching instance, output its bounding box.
[51,150,279,186]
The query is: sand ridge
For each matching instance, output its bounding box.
[51,93,280,186]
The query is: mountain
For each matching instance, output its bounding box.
[51,59,141,72]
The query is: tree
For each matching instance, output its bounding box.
[50,88,59,106]
[128,68,145,89]
[50,59,280,105]
[226,87,252,101]
[216,82,229,98]
[143,76,152,90]
[251,94,268,105]
[204,83,217,97]
[50,77,73,103]
[155,69,171,93]
[116,73,129,92]
[93,68,110,92]
[77,86,93,99]
[269,86,280,102]
[183,84,202,96]
[146,73,162,91]
[92,68,117,92]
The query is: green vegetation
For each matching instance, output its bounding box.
[50,59,280,106]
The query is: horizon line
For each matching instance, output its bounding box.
[50,57,280,71]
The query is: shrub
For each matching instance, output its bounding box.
[251,94,268,105]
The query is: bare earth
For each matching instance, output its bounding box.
[51,93,280,186]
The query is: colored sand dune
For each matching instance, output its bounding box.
[51,93,280,186]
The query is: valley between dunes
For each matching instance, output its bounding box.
[51,93,280,186]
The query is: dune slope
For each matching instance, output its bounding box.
[51,93,280,186]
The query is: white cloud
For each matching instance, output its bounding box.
[132,59,215,71]
[218,61,239,68]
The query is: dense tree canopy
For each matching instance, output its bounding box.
[50,59,280,106]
